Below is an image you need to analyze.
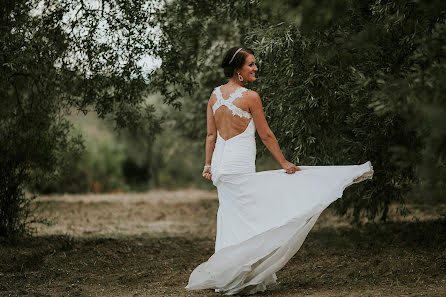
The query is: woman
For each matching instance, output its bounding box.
[185,47,374,295]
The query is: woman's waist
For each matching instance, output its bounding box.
[211,150,256,167]
[211,149,255,168]
[211,163,256,176]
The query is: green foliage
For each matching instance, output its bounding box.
[245,23,419,221]
[0,0,161,237]
[151,0,445,221]
[366,1,446,202]
[31,141,129,194]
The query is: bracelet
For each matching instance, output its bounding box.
[204,165,211,169]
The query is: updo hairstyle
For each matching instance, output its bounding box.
[220,47,255,78]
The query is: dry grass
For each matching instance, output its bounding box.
[1,189,445,296]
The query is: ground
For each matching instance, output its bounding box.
[0,189,445,296]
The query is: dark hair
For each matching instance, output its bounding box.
[220,47,255,78]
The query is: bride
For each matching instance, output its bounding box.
[185,47,374,295]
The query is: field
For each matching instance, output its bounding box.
[1,190,445,296]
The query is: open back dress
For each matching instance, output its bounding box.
[185,85,374,295]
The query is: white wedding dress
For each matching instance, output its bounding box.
[185,85,374,295]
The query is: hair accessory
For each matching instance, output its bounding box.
[229,48,243,64]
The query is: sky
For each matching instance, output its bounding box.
[31,0,163,79]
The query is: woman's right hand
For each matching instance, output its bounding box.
[280,160,301,174]
[202,167,212,180]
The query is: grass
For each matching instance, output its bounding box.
[0,189,445,296]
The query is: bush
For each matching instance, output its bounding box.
[151,0,445,221]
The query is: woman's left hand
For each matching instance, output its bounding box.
[202,167,212,180]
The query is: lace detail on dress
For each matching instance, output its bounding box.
[212,86,251,119]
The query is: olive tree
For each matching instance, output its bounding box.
[0,0,161,237]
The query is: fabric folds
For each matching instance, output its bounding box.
[186,161,374,295]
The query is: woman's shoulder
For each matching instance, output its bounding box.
[243,88,260,100]
[209,85,222,94]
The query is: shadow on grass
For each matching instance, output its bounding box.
[308,218,446,250]
[0,219,445,296]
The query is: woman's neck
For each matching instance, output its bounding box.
[228,76,245,87]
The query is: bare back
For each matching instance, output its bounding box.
[210,85,252,141]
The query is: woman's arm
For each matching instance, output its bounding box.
[248,91,300,173]
[203,95,217,180]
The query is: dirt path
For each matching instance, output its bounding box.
[1,190,445,296]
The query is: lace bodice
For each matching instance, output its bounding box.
[212,86,251,119]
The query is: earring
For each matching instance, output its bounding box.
[237,72,244,82]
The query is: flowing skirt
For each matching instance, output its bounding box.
[185,161,374,295]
